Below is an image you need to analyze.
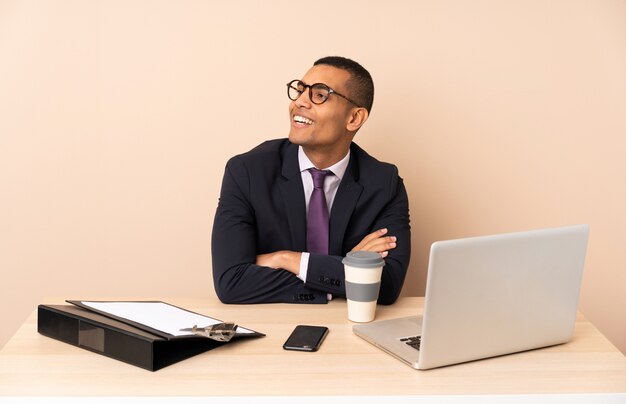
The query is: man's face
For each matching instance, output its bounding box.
[288,64,355,152]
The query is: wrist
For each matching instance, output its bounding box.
[278,251,301,275]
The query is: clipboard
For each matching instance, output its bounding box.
[66,300,264,340]
[37,300,264,371]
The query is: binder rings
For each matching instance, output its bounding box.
[37,302,264,371]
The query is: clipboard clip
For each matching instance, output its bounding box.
[180,323,238,342]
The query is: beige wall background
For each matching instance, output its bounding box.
[1,0,625,354]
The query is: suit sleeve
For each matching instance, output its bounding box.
[305,175,411,305]
[211,157,327,304]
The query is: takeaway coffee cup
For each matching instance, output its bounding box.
[342,251,385,322]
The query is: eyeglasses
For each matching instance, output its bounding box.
[286,79,361,108]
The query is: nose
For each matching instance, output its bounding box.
[294,86,312,109]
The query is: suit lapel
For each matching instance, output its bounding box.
[279,142,307,251]
[329,148,363,256]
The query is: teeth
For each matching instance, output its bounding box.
[294,115,313,125]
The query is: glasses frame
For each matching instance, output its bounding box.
[286,79,362,108]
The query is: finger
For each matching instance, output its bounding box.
[353,228,388,251]
[360,228,388,245]
[356,235,393,251]
[360,236,397,252]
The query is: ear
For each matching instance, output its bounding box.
[345,108,369,132]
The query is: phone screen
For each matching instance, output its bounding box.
[283,325,329,352]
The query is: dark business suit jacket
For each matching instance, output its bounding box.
[212,139,411,304]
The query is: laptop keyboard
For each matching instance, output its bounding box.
[400,336,421,351]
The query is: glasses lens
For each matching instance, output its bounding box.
[310,84,330,104]
[287,80,304,101]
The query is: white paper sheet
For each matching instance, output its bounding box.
[80,301,254,337]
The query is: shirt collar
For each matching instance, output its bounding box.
[298,146,350,181]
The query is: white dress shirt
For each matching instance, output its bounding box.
[297,146,350,299]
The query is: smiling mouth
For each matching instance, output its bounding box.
[293,115,314,125]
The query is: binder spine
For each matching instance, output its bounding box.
[38,306,156,371]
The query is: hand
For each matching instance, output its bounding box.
[351,228,397,258]
[256,251,302,275]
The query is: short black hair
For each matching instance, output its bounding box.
[314,56,374,113]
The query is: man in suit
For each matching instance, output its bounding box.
[212,56,410,304]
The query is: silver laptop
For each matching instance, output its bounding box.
[353,224,589,370]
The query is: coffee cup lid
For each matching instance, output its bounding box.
[342,251,385,268]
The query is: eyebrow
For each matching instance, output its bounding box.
[299,80,331,88]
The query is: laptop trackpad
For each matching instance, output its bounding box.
[407,316,421,326]
[354,315,422,342]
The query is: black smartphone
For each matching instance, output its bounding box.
[282,325,329,352]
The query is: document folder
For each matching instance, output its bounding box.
[37,303,264,371]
